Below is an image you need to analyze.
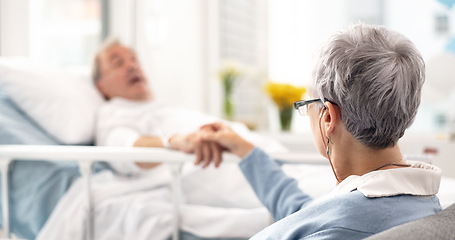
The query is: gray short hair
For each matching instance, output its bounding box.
[312,24,425,149]
[92,37,122,83]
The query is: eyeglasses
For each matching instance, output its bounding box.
[294,98,335,116]
[293,99,322,116]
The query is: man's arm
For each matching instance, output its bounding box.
[133,133,201,151]
[132,134,202,168]
[133,136,166,169]
[133,132,220,169]
[133,136,166,148]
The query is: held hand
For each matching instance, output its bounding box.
[194,135,223,168]
[168,131,223,168]
[168,133,200,154]
[168,122,254,168]
[200,122,254,159]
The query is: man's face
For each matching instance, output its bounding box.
[96,44,151,100]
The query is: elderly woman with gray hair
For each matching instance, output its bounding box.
[198,24,442,239]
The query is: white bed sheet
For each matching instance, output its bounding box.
[37,163,272,240]
[37,165,174,240]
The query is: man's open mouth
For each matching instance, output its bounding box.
[128,76,142,85]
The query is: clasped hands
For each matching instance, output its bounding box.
[168,122,254,168]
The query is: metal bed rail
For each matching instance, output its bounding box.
[0,145,327,240]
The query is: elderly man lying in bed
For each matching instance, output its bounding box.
[92,38,273,172]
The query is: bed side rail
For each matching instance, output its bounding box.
[0,145,326,239]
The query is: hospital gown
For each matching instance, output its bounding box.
[96,97,286,174]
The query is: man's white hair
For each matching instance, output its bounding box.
[91,37,122,83]
[312,24,425,148]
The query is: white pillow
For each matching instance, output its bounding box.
[0,57,104,144]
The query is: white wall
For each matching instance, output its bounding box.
[0,0,30,57]
[385,0,448,61]
[384,0,455,134]
[268,0,347,87]
[108,0,136,48]
[138,0,207,112]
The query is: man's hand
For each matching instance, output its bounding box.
[169,131,223,168]
[198,122,254,167]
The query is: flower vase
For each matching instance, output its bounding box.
[279,107,293,131]
[224,91,234,120]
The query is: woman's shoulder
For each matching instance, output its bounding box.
[307,191,441,234]
[251,192,440,240]
[321,190,440,218]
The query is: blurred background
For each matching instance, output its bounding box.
[1,0,455,138]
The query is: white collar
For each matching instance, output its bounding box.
[333,161,441,198]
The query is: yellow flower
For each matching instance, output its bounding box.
[265,82,306,110]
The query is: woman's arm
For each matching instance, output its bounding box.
[201,122,314,220]
[240,147,313,220]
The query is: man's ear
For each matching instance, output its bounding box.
[322,102,341,137]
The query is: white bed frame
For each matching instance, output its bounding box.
[0,145,327,240]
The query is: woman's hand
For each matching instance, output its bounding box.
[200,122,254,161]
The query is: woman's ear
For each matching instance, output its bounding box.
[322,102,341,137]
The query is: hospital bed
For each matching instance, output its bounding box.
[0,58,454,240]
